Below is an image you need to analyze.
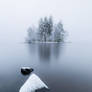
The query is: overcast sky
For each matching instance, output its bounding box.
[0,0,92,43]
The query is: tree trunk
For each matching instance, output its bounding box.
[44,34,46,42]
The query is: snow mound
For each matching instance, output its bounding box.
[19,73,48,92]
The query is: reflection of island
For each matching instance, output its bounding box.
[27,43,37,57]
[37,43,64,62]
[52,43,61,58]
[38,43,51,61]
[27,43,65,63]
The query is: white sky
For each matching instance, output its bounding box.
[0,0,92,43]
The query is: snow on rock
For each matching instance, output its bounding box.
[19,73,48,92]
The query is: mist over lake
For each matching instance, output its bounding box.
[0,0,92,92]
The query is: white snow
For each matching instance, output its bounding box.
[19,73,48,92]
[21,67,31,70]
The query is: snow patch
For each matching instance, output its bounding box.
[19,73,48,92]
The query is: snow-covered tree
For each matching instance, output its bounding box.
[27,27,36,43]
[38,16,53,42]
[27,16,65,43]
[53,22,65,42]
[38,18,44,41]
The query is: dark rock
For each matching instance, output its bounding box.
[21,67,34,75]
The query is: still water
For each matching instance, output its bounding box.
[0,42,92,92]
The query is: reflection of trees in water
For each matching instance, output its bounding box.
[38,43,64,62]
[27,43,64,62]
[27,43,37,56]
[51,43,61,59]
[38,43,51,61]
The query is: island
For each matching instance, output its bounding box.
[26,16,66,43]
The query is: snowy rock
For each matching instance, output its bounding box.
[19,73,49,92]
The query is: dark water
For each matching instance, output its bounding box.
[0,42,92,92]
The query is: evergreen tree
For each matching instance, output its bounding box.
[38,18,44,41]
[38,16,53,42]
[54,22,65,42]
[27,27,36,42]
[27,16,65,43]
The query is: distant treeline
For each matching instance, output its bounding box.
[27,16,66,43]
